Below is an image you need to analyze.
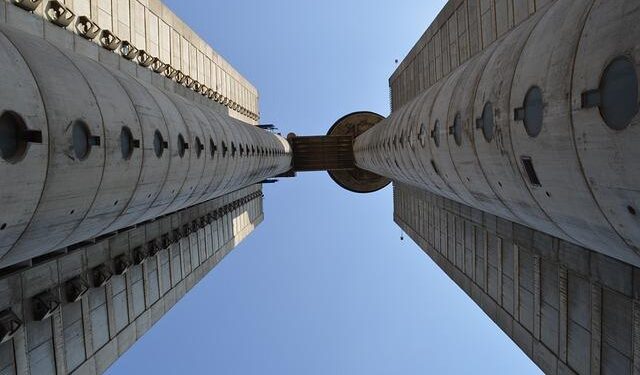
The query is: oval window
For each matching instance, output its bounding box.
[120,126,134,160]
[523,86,544,137]
[153,130,164,158]
[177,134,187,158]
[432,121,440,148]
[453,113,462,147]
[195,137,203,158]
[209,138,216,159]
[72,121,91,160]
[481,102,495,142]
[0,111,28,163]
[599,56,639,130]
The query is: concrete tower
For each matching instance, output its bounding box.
[341,0,640,373]
[1,0,640,374]
[0,1,290,373]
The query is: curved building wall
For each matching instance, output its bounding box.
[0,25,291,269]
[354,0,640,266]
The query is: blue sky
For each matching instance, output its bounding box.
[107,1,541,374]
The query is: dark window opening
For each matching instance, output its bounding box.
[120,126,134,160]
[519,86,544,137]
[628,205,637,216]
[72,120,96,161]
[195,137,203,158]
[431,159,440,176]
[209,138,216,158]
[0,111,34,163]
[599,56,639,130]
[177,134,187,158]
[222,141,228,157]
[153,130,165,158]
[481,102,494,142]
[521,156,541,187]
[452,112,462,147]
[432,121,440,148]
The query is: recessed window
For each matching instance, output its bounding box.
[431,159,440,176]
[481,102,494,142]
[0,111,28,163]
[432,121,440,148]
[195,137,203,158]
[222,141,228,157]
[209,138,216,158]
[521,156,541,187]
[522,86,544,137]
[231,142,236,157]
[153,130,165,158]
[628,205,637,216]
[239,144,244,156]
[452,113,462,147]
[177,134,187,158]
[72,120,92,160]
[120,126,134,160]
[599,56,639,130]
[418,123,426,147]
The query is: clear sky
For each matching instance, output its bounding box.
[107,1,542,374]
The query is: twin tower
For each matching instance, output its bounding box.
[0,0,639,374]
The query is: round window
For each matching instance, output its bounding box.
[453,113,462,147]
[209,138,216,158]
[0,111,28,163]
[481,102,495,142]
[408,128,415,148]
[153,130,164,158]
[72,120,91,160]
[120,126,134,160]
[177,134,186,158]
[523,86,544,137]
[432,121,440,148]
[195,137,202,158]
[599,56,639,130]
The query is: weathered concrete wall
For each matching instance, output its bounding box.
[0,18,291,269]
[0,184,263,375]
[355,0,640,266]
[2,0,259,123]
[389,0,554,110]
[395,183,640,375]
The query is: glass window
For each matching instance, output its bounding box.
[600,56,638,130]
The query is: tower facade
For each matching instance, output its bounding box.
[0,1,290,373]
[350,0,640,373]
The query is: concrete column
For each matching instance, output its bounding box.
[0,24,291,269]
[354,0,640,267]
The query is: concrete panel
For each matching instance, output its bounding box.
[62,302,86,372]
[88,288,109,352]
